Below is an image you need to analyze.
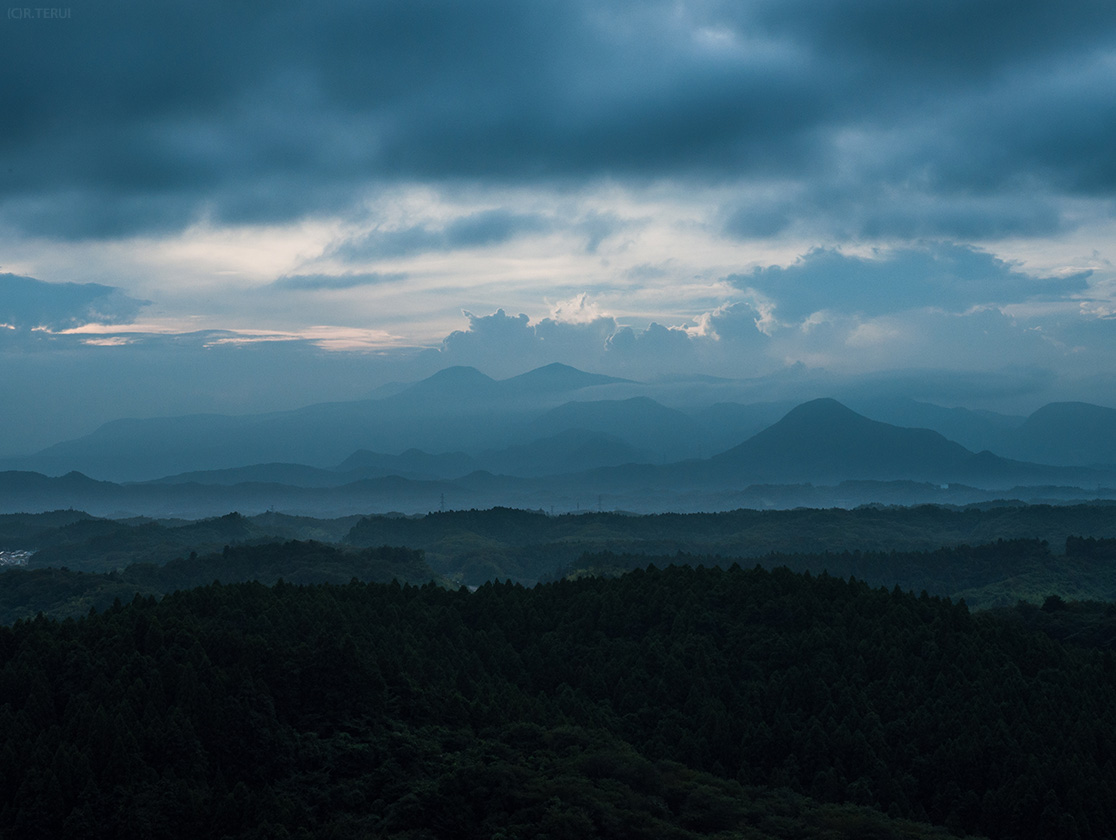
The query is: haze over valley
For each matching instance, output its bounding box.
[2,363,1115,517]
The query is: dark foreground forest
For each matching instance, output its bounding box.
[2,564,1112,839]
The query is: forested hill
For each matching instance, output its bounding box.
[345,502,1116,585]
[2,565,1112,838]
[560,536,1116,609]
[0,541,437,624]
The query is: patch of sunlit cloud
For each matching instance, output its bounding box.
[56,320,206,336]
[203,326,404,351]
[548,293,607,324]
[846,319,904,349]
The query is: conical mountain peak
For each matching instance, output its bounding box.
[713,398,974,483]
[501,363,631,393]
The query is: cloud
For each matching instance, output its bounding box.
[722,185,1071,241]
[758,303,1085,383]
[604,322,701,374]
[732,243,1092,323]
[702,301,776,345]
[2,0,1113,240]
[751,0,1116,82]
[0,273,148,330]
[548,293,605,324]
[435,306,615,376]
[270,272,407,291]
[577,211,628,253]
[427,287,1088,386]
[441,309,536,359]
[431,298,779,380]
[331,210,553,260]
[3,0,1116,437]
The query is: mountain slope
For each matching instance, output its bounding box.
[481,428,652,476]
[999,402,1116,466]
[846,396,1024,454]
[500,362,631,393]
[706,398,1098,487]
[4,364,636,481]
[710,398,975,483]
[529,397,704,462]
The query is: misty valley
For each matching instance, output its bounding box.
[2,365,1116,839]
[3,364,1116,519]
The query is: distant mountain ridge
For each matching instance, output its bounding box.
[2,361,1115,487]
[389,363,631,407]
[843,396,1025,454]
[998,402,1116,466]
[711,398,977,483]
[3,395,1116,517]
[704,398,1092,487]
[528,397,704,462]
[3,364,635,481]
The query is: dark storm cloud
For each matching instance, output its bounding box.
[0,273,147,329]
[750,0,1116,81]
[723,187,1069,241]
[2,0,1114,239]
[733,244,1091,322]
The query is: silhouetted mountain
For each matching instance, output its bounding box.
[845,396,1024,454]
[705,398,1104,488]
[389,363,630,409]
[20,413,264,481]
[709,399,973,483]
[481,429,651,476]
[690,401,795,455]
[387,366,503,408]
[500,362,631,393]
[147,462,345,488]
[529,397,704,462]
[999,402,1116,466]
[9,359,1116,494]
[3,364,637,481]
[0,467,117,514]
[0,469,464,518]
[844,398,1116,467]
[333,448,480,480]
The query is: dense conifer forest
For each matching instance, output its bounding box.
[2,563,1114,838]
[4,504,1116,836]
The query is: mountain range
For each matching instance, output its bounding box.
[9,362,1115,485]
[1,367,1114,517]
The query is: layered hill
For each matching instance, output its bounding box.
[5,363,632,481]
[702,398,1075,486]
[996,401,1116,466]
[3,369,1116,515]
[710,398,974,483]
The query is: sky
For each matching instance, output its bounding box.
[2,0,1116,453]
